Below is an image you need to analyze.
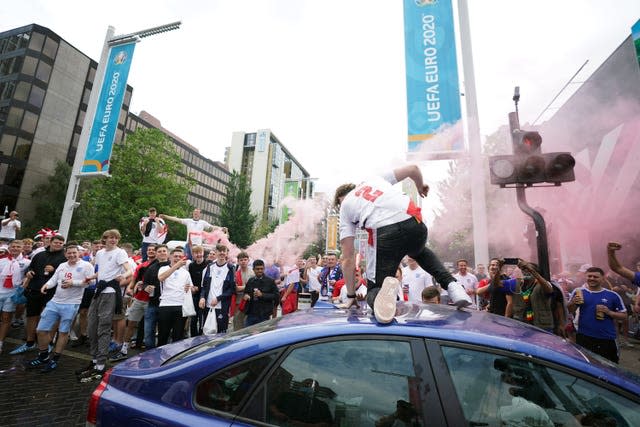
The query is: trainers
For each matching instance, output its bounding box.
[25,357,49,369]
[373,277,400,324]
[41,359,58,373]
[78,367,105,383]
[446,281,472,309]
[75,361,96,377]
[109,351,128,362]
[108,342,121,354]
[71,335,88,348]
[9,343,36,355]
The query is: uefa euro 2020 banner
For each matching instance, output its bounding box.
[404,0,462,155]
[632,19,640,69]
[81,42,136,174]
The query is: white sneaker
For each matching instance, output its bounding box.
[447,281,472,309]
[373,277,400,324]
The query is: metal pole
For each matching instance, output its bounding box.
[457,0,489,266]
[508,111,550,280]
[516,186,550,280]
[59,26,115,238]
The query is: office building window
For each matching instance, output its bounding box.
[21,110,38,134]
[14,137,32,160]
[28,32,45,52]
[35,60,51,83]
[42,37,58,59]
[13,81,30,102]
[28,85,45,108]
[0,134,16,156]
[0,81,15,101]
[21,55,37,76]
[6,107,23,128]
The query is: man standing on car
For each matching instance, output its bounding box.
[333,164,472,324]
[243,259,279,327]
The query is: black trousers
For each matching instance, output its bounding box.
[374,218,455,290]
[576,333,619,363]
[157,306,186,346]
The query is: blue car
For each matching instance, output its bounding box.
[87,303,640,426]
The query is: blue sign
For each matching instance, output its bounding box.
[632,19,640,69]
[403,0,462,153]
[82,42,136,173]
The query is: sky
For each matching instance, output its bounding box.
[3,0,640,197]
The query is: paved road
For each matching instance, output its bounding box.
[1,330,639,426]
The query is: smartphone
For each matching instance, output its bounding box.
[503,257,519,265]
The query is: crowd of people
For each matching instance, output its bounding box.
[0,164,637,384]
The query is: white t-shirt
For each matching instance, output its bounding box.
[140,217,168,244]
[339,175,412,240]
[0,219,21,239]
[401,265,433,303]
[0,254,30,295]
[338,282,368,309]
[45,260,95,304]
[453,272,479,307]
[207,262,229,308]
[94,247,129,294]
[284,266,301,290]
[307,267,322,292]
[159,266,193,307]
[180,218,213,245]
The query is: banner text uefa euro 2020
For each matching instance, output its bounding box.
[81,42,136,174]
[403,0,462,153]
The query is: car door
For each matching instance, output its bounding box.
[427,341,640,427]
[229,335,445,427]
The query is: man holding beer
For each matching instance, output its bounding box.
[568,266,627,363]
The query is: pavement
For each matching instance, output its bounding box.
[1,327,639,426]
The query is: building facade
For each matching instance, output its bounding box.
[0,24,227,225]
[227,129,312,223]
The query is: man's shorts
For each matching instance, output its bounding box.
[126,298,148,322]
[25,288,49,317]
[79,288,95,309]
[0,292,16,313]
[37,301,80,333]
[112,295,131,321]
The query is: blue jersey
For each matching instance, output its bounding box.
[571,287,625,340]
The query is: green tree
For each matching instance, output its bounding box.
[23,160,72,238]
[74,128,194,244]
[218,171,256,248]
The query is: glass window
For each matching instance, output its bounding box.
[28,85,45,108]
[42,37,58,59]
[35,61,51,83]
[14,137,32,160]
[241,339,425,427]
[21,110,38,133]
[6,107,23,128]
[21,56,38,76]
[0,81,15,101]
[13,81,30,102]
[28,32,45,52]
[82,87,91,105]
[441,346,640,427]
[87,66,96,85]
[0,134,16,156]
[0,106,9,127]
[76,110,86,127]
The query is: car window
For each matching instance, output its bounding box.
[195,352,278,414]
[441,346,640,427]
[262,339,424,427]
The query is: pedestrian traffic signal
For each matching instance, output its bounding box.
[489,131,575,187]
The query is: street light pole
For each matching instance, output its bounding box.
[58,22,181,238]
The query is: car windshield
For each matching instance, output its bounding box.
[165,319,280,364]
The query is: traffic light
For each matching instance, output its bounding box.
[489,130,575,187]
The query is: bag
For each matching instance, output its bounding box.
[203,308,218,335]
[182,290,196,317]
[11,286,27,305]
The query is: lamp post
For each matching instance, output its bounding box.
[59,21,181,238]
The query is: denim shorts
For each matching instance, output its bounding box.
[37,301,80,333]
[0,292,16,312]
